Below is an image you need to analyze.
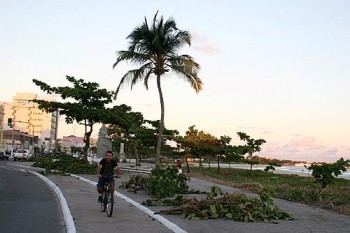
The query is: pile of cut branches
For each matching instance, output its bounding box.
[120,174,148,193]
[120,166,191,198]
[154,186,294,223]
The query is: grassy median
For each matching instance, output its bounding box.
[187,166,350,216]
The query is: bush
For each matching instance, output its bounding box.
[148,166,190,199]
[32,155,96,174]
[120,166,190,199]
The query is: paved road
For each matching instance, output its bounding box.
[3,161,350,233]
[0,162,65,233]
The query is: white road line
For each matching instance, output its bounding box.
[70,174,188,233]
[7,163,76,233]
[28,170,77,233]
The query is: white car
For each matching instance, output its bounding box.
[13,149,31,161]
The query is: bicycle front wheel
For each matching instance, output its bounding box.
[106,190,114,217]
[100,190,107,212]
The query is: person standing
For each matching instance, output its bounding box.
[176,159,182,174]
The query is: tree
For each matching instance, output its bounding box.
[107,106,179,164]
[178,125,218,172]
[237,132,266,172]
[216,136,246,174]
[32,76,114,160]
[112,12,202,165]
[305,158,350,198]
[106,104,144,164]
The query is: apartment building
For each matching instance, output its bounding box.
[0,92,58,152]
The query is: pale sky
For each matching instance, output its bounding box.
[1,0,349,162]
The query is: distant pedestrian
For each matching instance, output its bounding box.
[176,159,182,174]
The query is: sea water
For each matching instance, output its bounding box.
[276,166,350,178]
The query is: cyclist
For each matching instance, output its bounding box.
[97,150,121,203]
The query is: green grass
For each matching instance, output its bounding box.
[188,166,350,216]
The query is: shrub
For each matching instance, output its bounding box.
[305,158,350,197]
[32,155,96,174]
[148,166,190,199]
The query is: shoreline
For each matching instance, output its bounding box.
[186,162,350,180]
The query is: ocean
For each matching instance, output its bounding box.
[276,166,350,178]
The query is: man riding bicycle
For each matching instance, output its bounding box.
[97,150,121,203]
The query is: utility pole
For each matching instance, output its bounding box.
[15,120,34,154]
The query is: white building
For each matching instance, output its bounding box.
[0,93,58,152]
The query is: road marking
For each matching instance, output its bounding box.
[7,163,76,233]
[70,174,188,233]
[28,170,77,233]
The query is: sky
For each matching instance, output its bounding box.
[1,0,349,162]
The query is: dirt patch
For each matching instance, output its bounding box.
[187,172,259,192]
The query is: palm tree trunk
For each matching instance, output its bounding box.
[156,74,165,166]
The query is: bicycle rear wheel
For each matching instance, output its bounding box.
[106,190,114,217]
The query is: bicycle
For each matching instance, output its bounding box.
[99,177,115,217]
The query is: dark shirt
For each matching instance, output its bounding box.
[99,158,118,177]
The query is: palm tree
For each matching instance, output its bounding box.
[113,12,202,165]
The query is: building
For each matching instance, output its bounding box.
[0,92,58,152]
[61,135,97,155]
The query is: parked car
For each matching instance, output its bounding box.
[0,151,9,160]
[13,149,31,161]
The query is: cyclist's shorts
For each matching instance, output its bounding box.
[97,176,115,188]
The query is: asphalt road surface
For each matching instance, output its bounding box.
[0,161,65,233]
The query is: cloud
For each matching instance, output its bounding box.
[259,140,347,163]
[325,147,338,154]
[191,32,220,54]
[193,44,220,54]
[262,130,274,135]
[289,136,317,147]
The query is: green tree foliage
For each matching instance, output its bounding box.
[148,166,190,199]
[32,76,114,160]
[305,158,350,197]
[112,12,202,165]
[178,125,218,171]
[107,106,179,163]
[217,136,245,163]
[106,104,144,164]
[121,166,190,199]
[264,162,281,173]
[216,136,244,174]
[237,132,266,172]
[158,186,293,223]
[32,155,96,174]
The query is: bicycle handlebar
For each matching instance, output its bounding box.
[99,175,121,179]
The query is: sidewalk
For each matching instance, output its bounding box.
[14,162,350,233]
[49,172,350,233]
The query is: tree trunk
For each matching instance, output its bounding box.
[83,122,93,161]
[185,155,190,173]
[133,142,139,166]
[217,156,220,174]
[156,74,165,166]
